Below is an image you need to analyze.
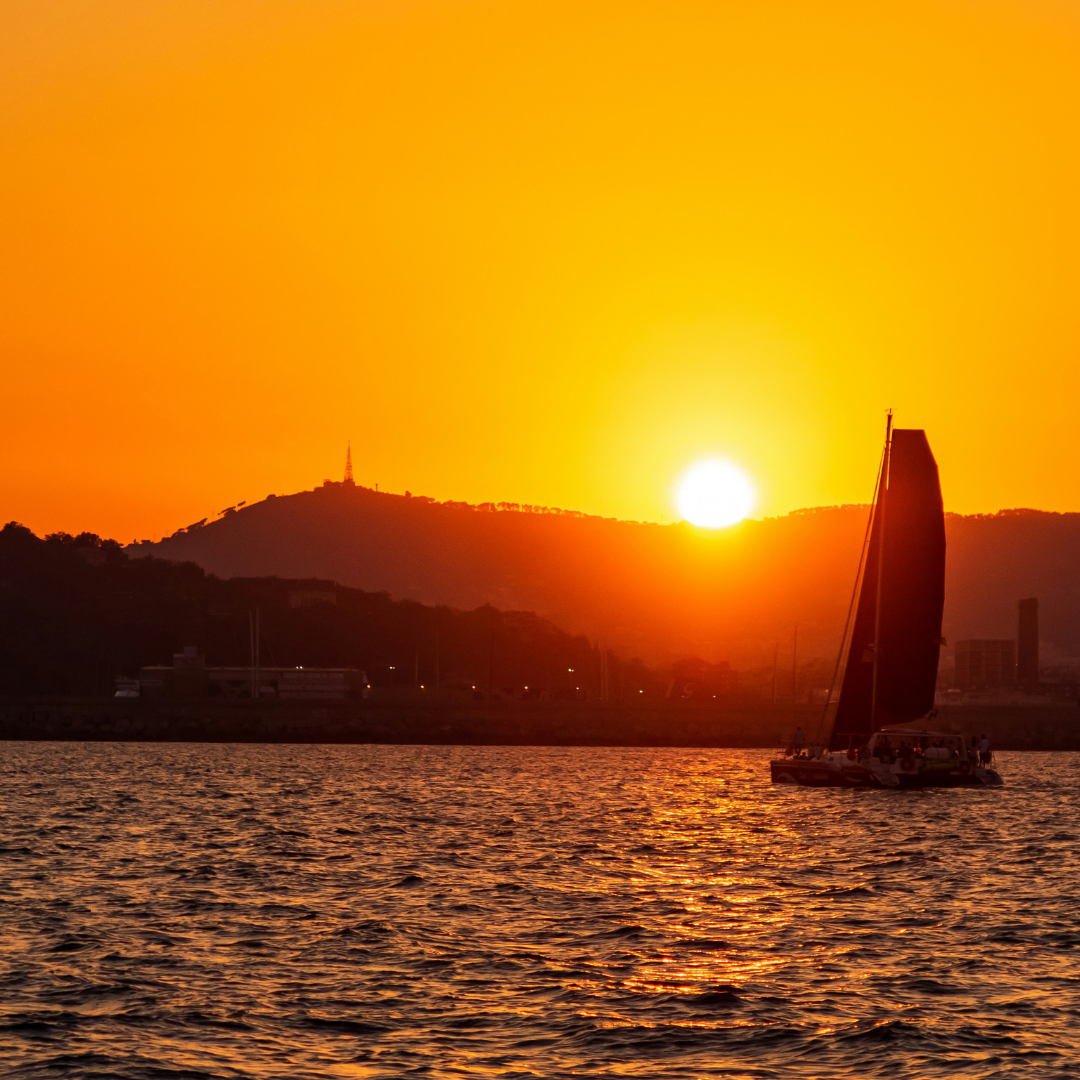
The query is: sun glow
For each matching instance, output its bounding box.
[676,460,755,528]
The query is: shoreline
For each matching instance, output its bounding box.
[2,698,1076,751]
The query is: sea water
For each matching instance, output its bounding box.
[0,743,1077,1078]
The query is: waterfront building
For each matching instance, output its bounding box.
[955,639,1015,690]
[130,648,366,700]
[1018,597,1039,688]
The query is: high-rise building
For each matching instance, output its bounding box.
[344,441,354,484]
[955,639,1015,690]
[1017,597,1039,688]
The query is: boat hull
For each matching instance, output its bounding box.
[892,767,1003,788]
[770,758,874,787]
[770,757,1003,789]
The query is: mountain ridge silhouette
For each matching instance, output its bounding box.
[128,483,1080,668]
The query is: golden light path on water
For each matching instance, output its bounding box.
[0,744,1076,1078]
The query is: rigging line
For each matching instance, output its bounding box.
[869,410,894,734]
[813,439,888,744]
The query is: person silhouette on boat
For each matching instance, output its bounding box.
[979,734,991,766]
[792,726,805,756]
[877,734,893,764]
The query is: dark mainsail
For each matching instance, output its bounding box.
[829,428,946,749]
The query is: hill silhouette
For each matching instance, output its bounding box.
[1,523,659,698]
[129,483,1080,669]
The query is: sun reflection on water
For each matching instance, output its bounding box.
[0,744,1075,1079]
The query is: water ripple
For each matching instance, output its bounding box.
[0,744,1076,1077]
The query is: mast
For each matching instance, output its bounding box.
[249,610,256,700]
[791,625,798,717]
[772,641,778,705]
[869,410,893,732]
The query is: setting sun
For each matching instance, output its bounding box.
[676,460,755,528]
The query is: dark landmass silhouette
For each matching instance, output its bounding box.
[128,483,1080,667]
[0,523,660,698]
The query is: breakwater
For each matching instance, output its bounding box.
[1,697,1077,749]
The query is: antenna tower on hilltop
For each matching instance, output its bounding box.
[344,442,354,484]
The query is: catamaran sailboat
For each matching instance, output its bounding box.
[770,416,1003,789]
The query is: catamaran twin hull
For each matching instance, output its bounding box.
[769,755,1004,789]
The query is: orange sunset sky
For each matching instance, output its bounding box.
[4,0,1080,543]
